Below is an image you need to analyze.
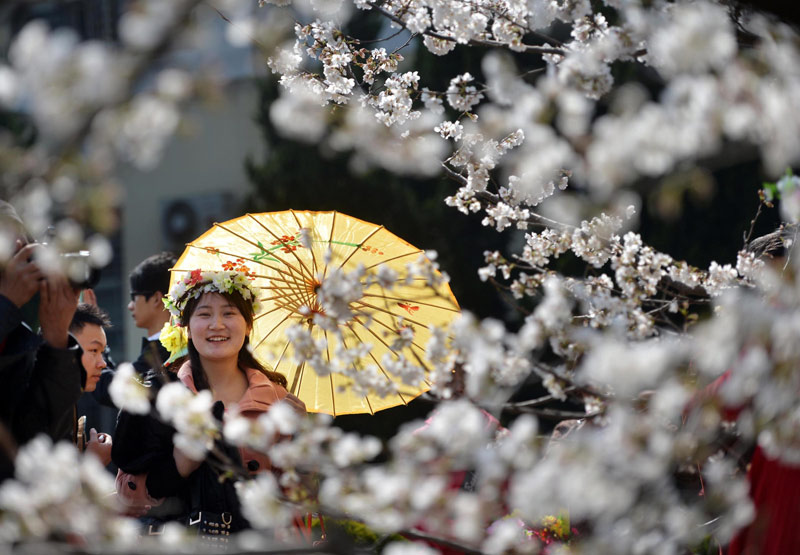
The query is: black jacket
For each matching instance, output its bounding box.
[0,294,83,444]
[111,372,247,529]
[0,295,83,480]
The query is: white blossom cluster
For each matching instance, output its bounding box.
[267,413,382,474]
[0,436,138,544]
[224,400,304,453]
[108,362,151,415]
[156,383,220,460]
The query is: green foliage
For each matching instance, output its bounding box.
[690,534,724,555]
[761,168,797,204]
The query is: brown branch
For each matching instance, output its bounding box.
[746,223,799,258]
[401,529,484,555]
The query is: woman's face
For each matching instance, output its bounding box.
[187,292,250,364]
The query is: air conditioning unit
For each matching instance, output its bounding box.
[161,193,236,251]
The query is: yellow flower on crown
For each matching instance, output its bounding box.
[160,320,188,363]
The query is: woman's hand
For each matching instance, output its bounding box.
[173,446,203,478]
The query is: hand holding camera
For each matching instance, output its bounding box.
[0,241,44,308]
[0,240,80,349]
[39,269,79,350]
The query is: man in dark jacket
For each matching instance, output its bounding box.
[91,252,175,409]
[126,251,175,376]
[0,201,82,479]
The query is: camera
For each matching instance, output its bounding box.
[31,246,102,290]
[61,250,102,290]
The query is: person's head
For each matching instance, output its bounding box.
[184,291,253,370]
[128,251,176,335]
[166,269,286,390]
[70,303,111,393]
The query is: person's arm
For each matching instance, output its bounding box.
[11,334,83,444]
[0,295,23,344]
[10,273,83,443]
[112,410,190,499]
[0,296,38,380]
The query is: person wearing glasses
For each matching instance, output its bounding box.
[126,251,177,377]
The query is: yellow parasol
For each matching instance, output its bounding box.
[170,210,460,416]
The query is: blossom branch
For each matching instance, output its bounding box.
[366,0,565,55]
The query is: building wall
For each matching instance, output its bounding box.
[117,79,263,361]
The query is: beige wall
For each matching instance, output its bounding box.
[117,79,263,361]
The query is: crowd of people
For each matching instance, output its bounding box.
[0,200,306,543]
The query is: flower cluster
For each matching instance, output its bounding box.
[163,268,262,320]
[155,383,219,460]
[108,363,151,415]
[0,436,135,544]
[158,319,189,365]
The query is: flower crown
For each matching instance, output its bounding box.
[160,268,261,364]
[163,268,262,321]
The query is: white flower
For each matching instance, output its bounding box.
[0,65,19,107]
[446,73,484,112]
[383,541,442,555]
[649,2,736,76]
[235,473,293,529]
[423,35,457,56]
[434,120,464,140]
[156,384,218,460]
[316,265,364,321]
[109,363,151,415]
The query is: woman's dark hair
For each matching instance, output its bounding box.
[182,288,287,390]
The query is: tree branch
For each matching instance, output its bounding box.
[367,1,565,55]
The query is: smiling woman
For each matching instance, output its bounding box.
[110,269,307,538]
[188,293,248,365]
[183,291,259,395]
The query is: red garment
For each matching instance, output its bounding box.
[407,408,508,554]
[684,369,743,423]
[177,362,297,475]
[727,446,800,555]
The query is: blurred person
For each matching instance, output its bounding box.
[70,303,114,466]
[0,200,82,479]
[127,251,176,375]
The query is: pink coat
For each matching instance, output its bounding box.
[176,362,302,476]
[115,364,304,515]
